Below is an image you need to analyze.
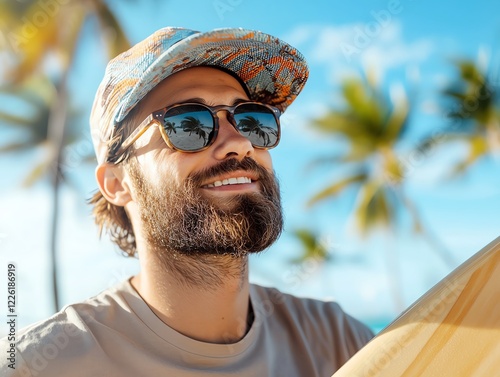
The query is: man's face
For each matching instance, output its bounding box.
[124,67,283,257]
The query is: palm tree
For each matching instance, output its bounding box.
[309,76,408,230]
[181,116,208,143]
[429,59,500,176]
[237,115,273,146]
[0,75,84,185]
[0,0,130,312]
[164,121,177,135]
[306,74,455,310]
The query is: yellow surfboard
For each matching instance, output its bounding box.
[333,236,500,377]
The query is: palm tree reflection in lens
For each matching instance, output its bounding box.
[181,116,208,145]
[164,105,279,150]
[237,115,273,146]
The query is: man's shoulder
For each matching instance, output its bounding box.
[250,283,374,349]
[0,280,132,376]
[22,279,130,335]
[250,283,356,318]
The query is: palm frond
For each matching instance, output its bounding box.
[91,0,130,58]
[342,79,384,133]
[0,75,57,108]
[291,228,330,263]
[0,141,33,153]
[0,111,32,127]
[7,3,60,83]
[447,135,488,178]
[22,161,49,187]
[381,149,406,186]
[354,183,396,235]
[384,91,409,144]
[308,172,368,207]
[443,59,497,129]
[312,75,409,153]
[57,5,86,70]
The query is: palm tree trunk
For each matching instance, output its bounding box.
[49,156,61,312]
[47,74,69,313]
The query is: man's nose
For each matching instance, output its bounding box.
[210,111,254,160]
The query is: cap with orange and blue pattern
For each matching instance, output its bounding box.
[90,27,309,163]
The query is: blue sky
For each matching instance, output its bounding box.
[1,0,499,333]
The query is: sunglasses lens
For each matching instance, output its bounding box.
[163,105,214,151]
[161,103,279,152]
[234,104,280,148]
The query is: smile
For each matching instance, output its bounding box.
[204,177,252,188]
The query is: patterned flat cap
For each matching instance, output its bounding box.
[90,27,309,163]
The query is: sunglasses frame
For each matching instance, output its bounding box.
[113,101,282,161]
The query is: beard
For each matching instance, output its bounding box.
[128,157,283,260]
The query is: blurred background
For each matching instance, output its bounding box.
[0,0,499,335]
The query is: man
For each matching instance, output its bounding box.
[1,27,373,376]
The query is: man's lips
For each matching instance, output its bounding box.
[204,176,252,188]
[200,171,259,189]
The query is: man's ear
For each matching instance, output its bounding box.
[95,163,132,206]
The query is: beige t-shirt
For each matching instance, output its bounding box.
[1,279,373,377]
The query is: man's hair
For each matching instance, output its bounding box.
[88,105,143,257]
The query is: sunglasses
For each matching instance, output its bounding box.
[113,101,282,160]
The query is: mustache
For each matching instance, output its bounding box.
[189,157,270,186]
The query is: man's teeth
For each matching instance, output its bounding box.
[206,177,252,188]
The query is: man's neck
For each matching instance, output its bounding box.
[131,251,252,344]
